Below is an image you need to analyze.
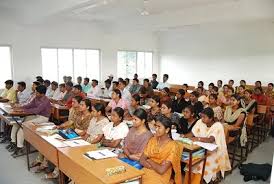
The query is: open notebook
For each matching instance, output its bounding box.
[84,149,118,160]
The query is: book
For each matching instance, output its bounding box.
[84,149,118,160]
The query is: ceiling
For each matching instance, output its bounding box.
[1,0,274,32]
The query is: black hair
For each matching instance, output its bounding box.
[163,74,169,79]
[201,107,215,120]
[36,76,43,80]
[213,86,219,92]
[231,94,243,108]
[33,81,41,86]
[92,79,98,85]
[104,79,111,84]
[77,76,82,80]
[125,78,130,83]
[162,87,170,94]
[66,81,73,87]
[119,80,127,86]
[67,76,72,79]
[143,78,149,83]
[59,83,65,88]
[245,89,253,95]
[255,81,262,86]
[268,83,273,87]
[238,85,245,90]
[229,79,234,83]
[184,105,195,116]
[198,81,204,86]
[151,95,160,104]
[162,100,173,111]
[113,89,122,98]
[155,114,172,138]
[223,84,229,88]
[82,99,92,112]
[133,78,139,83]
[5,80,13,86]
[118,78,124,82]
[73,96,83,103]
[36,85,47,94]
[177,89,185,96]
[51,81,58,87]
[209,83,214,87]
[84,77,90,83]
[112,81,119,85]
[191,91,200,98]
[132,94,141,104]
[227,86,234,93]
[36,78,44,84]
[209,93,218,100]
[133,108,149,130]
[152,74,157,78]
[73,85,82,91]
[113,107,124,121]
[93,103,106,116]
[255,87,263,93]
[17,81,26,88]
[240,80,246,84]
[217,80,223,84]
[44,80,51,85]
[183,83,189,88]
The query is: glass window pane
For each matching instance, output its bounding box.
[126,51,137,78]
[41,48,58,82]
[74,49,86,80]
[58,49,73,82]
[0,46,12,88]
[86,49,100,80]
[117,51,127,78]
[137,52,145,78]
[144,52,153,78]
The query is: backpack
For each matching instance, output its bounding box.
[239,163,272,182]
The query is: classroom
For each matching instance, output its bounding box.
[0,0,273,184]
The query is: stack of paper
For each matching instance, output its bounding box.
[41,135,67,148]
[64,139,91,147]
[85,149,118,160]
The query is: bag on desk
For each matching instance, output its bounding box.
[239,163,272,182]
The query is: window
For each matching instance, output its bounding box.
[117,51,153,79]
[0,46,12,88]
[41,48,100,83]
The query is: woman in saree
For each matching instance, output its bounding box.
[140,115,183,184]
[184,107,231,184]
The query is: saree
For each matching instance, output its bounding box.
[142,137,183,184]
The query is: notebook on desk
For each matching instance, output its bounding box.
[58,128,79,140]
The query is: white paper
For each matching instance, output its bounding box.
[41,135,67,148]
[193,141,218,151]
[86,149,118,160]
[64,139,91,147]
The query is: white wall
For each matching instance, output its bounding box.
[159,21,274,87]
[0,19,159,86]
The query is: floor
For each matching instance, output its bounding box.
[0,137,273,184]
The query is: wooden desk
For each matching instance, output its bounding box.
[51,104,69,123]
[58,146,144,184]
[181,143,208,184]
[0,102,33,117]
[87,97,111,106]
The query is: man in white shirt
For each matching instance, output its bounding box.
[16,81,30,104]
[50,81,62,100]
[125,78,131,91]
[101,79,112,98]
[156,74,170,90]
[88,79,102,97]
[118,80,131,106]
[44,80,53,97]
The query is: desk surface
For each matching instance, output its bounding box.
[58,146,144,184]
[0,103,33,116]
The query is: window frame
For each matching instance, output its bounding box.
[0,44,14,80]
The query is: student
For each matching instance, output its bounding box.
[172,89,189,113]
[82,77,91,93]
[112,81,119,91]
[160,101,180,130]
[105,89,128,113]
[129,78,141,95]
[160,87,171,105]
[101,79,112,98]
[16,81,30,104]
[208,83,215,93]
[156,74,170,90]
[177,105,198,137]
[197,81,204,90]
[84,103,109,144]
[208,94,223,122]
[87,79,101,97]
[108,74,114,83]
[243,89,257,113]
[49,81,60,99]
[124,78,131,91]
[77,76,82,85]
[8,85,51,156]
[139,78,154,100]
[219,86,234,108]
[228,79,235,90]
[119,108,153,161]
[237,85,245,98]
[252,87,268,105]
[0,80,16,103]
[67,76,72,83]
[63,76,68,83]
[217,80,223,92]
[265,83,274,98]
[185,107,231,184]
[66,85,86,108]
[17,81,39,107]
[147,96,161,133]
[224,94,246,131]
[255,81,262,88]
[140,115,183,184]
[62,81,74,103]
[189,91,204,118]
[44,80,52,97]
[118,80,131,106]
[151,74,159,89]
[133,73,138,80]
[101,107,129,148]
[128,94,141,116]
[197,87,208,105]
[182,84,190,100]
[54,83,66,101]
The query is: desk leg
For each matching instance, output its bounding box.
[200,150,208,184]
[59,171,65,184]
[26,141,30,171]
[188,151,192,184]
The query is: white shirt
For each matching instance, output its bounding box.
[125,84,131,91]
[17,89,31,104]
[52,88,63,100]
[46,87,53,97]
[88,85,102,97]
[101,87,112,98]
[121,88,131,106]
[102,122,129,140]
[156,82,170,90]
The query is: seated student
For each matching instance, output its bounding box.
[224,94,246,131]
[119,108,153,161]
[76,76,82,85]
[182,84,190,100]
[101,107,129,149]
[125,78,131,91]
[140,115,183,184]
[207,83,215,94]
[87,79,101,97]
[84,103,109,144]
[156,74,170,90]
[177,105,198,137]
[56,83,66,100]
[139,78,154,100]
[112,81,119,91]
[8,85,51,156]
[242,89,257,113]
[252,87,268,105]
[218,84,228,99]
[189,91,204,118]
[172,89,190,113]
[129,78,142,95]
[160,101,180,130]
[217,80,223,93]
[128,94,141,117]
[255,80,262,89]
[208,94,223,122]
[50,81,61,100]
[219,85,234,108]
[66,85,86,108]
[197,81,204,91]
[151,74,159,90]
[185,108,231,184]
[228,79,235,91]
[106,89,128,113]
[61,81,74,104]
[16,81,30,104]
[147,96,161,133]
[237,85,245,98]
[265,83,274,99]
[160,87,171,105]
[197,87,208,106]
[118,80,132,106]
[82,77,91,94]
[16,81,39,107]
[101,79,112,98]
[0,80,16,103]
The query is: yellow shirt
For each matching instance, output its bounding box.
[1,87,17,103]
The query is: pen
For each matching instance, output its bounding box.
[98,151,106,156]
